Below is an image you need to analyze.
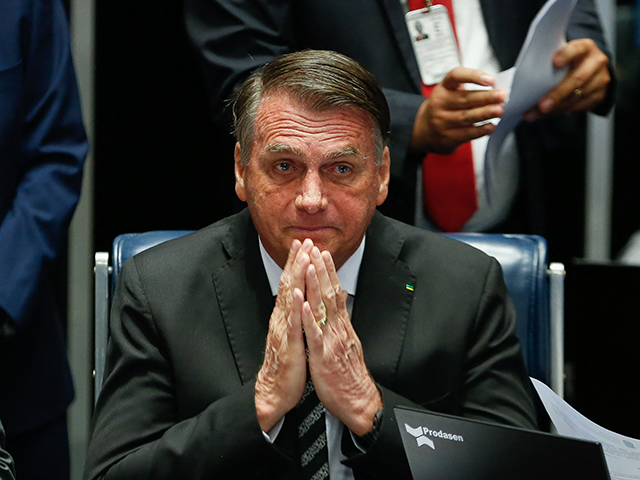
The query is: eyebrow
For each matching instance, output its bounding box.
[264,142,365,160]
[265,142,303,156]
[324,145,364,160]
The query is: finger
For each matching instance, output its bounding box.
[441,67,495,90]
[321,250,341,293]
[442,102,504,127]
[552,65,609,114]
[301,300,324,346]
[522,106,543,122]
[305,263,328,323]
[552,38,596,69]
[310,247,337,311]
[284,239,302,272]
[440,89,506,112]
[321,251,349,325]
[541,41,608,114]
[291,239,314,288]
[289,287,305,335]
[276,239,302,298]
[434,122,496,148]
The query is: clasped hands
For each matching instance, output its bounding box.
[411,38,611,154]
[255,239,382,436]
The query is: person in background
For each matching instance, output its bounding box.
[0,0,88,478]
[186,0,614,261]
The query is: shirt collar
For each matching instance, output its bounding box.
[259,237,366,297]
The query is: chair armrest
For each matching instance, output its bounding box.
[548,262,566,398]
[94,252,111,403]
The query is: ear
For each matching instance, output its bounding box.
[234,143,247,202]
[376,146,391,206]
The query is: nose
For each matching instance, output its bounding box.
[295,170,328,214]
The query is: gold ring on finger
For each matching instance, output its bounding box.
[316,317,327,327]
[574,88,583,96]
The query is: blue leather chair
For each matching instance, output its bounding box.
[94,231,565,401]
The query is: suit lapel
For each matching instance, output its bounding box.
[211,210,417,390]
[378,0,423,91]
[211,210,274,385]
[352,212,416,388]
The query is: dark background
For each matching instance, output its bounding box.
[94,0,236,252]
[93,0,640,436]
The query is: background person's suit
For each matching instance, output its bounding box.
[84,209,537,480]
[0,0,87,477]
[185,0,614,259]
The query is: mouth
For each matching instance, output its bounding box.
[287,225,338,238]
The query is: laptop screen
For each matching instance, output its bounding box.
[395,406,610,480]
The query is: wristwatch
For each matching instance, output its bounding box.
[355,407,384,451]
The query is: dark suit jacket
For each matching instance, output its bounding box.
[0,0,87,436]
[185,0,614,252]
[84,209,537,480]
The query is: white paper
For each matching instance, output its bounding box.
[483,0,577,203]
[532,378,640,480]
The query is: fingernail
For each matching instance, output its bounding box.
[540,98,554,113]
[312,247,321,259]
[480,74,494,85]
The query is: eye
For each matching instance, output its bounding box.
[335,164,351,175]
[275,162,292,172]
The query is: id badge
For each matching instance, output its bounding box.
[406,5,461,85]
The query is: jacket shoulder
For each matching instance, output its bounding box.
[122,212,248,281]
[372,213,494,268]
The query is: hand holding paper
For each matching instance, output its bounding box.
[523,38,611,121]
[484,0,580,203]
[410,67,506,154]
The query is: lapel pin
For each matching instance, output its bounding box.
[406,284,415,292]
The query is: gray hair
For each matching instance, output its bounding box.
[230,50,391,166]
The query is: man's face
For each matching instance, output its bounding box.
[234,92,390,269]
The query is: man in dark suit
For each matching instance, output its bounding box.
[185,0,613,260]
[84,50,537,480]
[0,0,87,478]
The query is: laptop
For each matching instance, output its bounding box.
[395,406,611,480]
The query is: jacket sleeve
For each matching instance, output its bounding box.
[0,0,87,329]
[83,259,296,480]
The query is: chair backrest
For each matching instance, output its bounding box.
[94,231,564,401]
[446,233,563,392]
[94,231,192,401]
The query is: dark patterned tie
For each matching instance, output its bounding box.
[297,376,330,480]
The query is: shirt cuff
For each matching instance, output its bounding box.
[262,416,285,444]
[349,430,367,453]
